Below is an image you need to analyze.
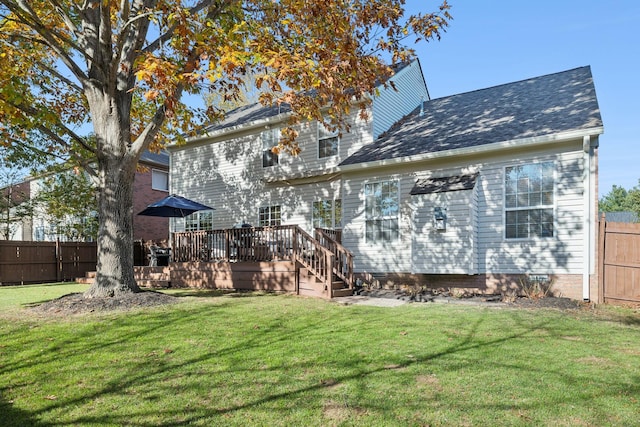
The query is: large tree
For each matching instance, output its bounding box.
[0,0,451,298]
[599,180,640,220]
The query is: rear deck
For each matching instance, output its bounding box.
[136,225,353,299]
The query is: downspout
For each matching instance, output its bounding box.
[582,135,595,301]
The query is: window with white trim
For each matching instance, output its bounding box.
[318,123,339,158]
[312,199,342,229]
[505,162,554,239]
[151,169,169,191]
[262,128,280,167]
[185,210,214,231]
[365,180,399,242]
[259,205,281,226]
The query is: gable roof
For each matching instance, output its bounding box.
[340,66,603,166]
[198,61,417,136]
[140,150,170,168]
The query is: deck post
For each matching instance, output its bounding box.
[224,229,230,262]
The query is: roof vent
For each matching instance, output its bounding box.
[420,97,424,117]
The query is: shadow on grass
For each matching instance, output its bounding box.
[0,392,45,427]
[3,299,639,425]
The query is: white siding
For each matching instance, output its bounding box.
[268,110,372,178]
[341,141,588,276]
[372,60,429,139]
[170,126,345,232]
[411,190,477,274]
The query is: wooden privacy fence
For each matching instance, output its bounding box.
[598,218,640,305]
[0,241,97,285]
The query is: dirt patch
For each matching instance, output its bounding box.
[30,290,180,316]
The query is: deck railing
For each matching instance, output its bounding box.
[172,225,297,263]
[172,225,352,297]
[315,227,342,244]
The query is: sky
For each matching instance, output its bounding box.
[404,0,640,196]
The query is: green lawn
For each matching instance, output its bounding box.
[0,284,639,426]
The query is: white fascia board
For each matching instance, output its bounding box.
[168,112,293,150]
[338,127,605,172]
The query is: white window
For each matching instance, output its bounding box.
[318,123,339,158]
[313,199,342,229]
[504,162,554,239]
[262,128,280,167]
[365,180,399,242]
[151,169,169,191]
[259,205,281,226]
[185,210,214,231]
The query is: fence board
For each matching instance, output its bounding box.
[0,241,97,285]
[599,219,640,305]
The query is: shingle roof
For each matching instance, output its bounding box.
[340,66,603,166]
[200,61,415,134]
[140,150,169,167]
[600,211,638,223]
[410,173,478,195]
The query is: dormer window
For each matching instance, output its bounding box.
[262,128,280,167]
[318,123,339,158]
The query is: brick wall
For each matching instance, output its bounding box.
[356,272,595,301]
[133,168,170,242]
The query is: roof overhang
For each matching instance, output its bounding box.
[338,126,604,173]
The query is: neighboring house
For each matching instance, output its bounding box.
[132,151,171,242]
[7,151,170,242]
[169,61,603,302]
[600,211,638,223]
[0,179,32,240]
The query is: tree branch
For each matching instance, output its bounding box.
[142,0,218,54]
[3,0,90,85]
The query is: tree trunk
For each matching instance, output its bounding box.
[83,81,141,298]
[85,156,140,298]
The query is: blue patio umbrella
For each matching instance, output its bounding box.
[138,194,214,217]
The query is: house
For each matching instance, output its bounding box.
[169,61,603,302]
[0,179,32,240]
[4,150,171,243]
[132,150,171,242]
[599,211,638,223]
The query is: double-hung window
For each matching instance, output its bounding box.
[312,199,342,229]
[505,162,554,239]
[318,123,339,158]
[259,205,281,226]
[185,210,214,231]
[262,128,279,167]
[151,169,169,191]
[365,180,399,242]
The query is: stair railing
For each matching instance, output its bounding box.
[314,228,354,290]
[292,226,335,297]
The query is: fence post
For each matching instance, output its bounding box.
[597,213,606,303]
[55,239,62,282]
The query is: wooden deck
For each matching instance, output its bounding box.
[146,225,354,299]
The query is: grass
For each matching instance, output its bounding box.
[0,282,89,311]
[0,284,639,426]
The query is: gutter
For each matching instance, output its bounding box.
[582,135,599,302]
[338,127,605,172]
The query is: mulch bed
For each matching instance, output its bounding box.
[28,287,588,317]
[30,291,180,316]
[357,288,588,310]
